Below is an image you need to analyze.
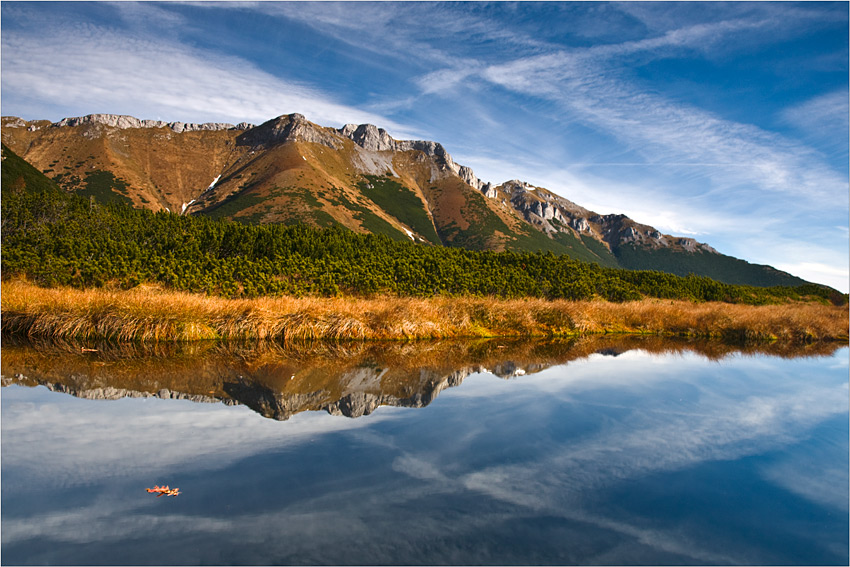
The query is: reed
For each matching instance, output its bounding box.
[2,279,847,342]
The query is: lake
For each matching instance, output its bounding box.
[2,337,848,565]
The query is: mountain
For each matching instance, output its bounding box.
[1,113,809,287]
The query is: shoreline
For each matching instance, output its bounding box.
[2,280,848,343]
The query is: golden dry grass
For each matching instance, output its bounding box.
[2,279,847,342]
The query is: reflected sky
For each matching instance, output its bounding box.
[3,346,848,565]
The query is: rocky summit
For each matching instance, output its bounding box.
[0,112,808,287]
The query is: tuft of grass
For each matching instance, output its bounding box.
[2,279,847,343]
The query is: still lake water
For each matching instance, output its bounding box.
[2,337,848,565]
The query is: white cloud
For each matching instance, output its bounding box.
[0,25,419,137]
[416,67,480,96]
[780,89,850,162]
[457,351,850,514]
[392,454,448,483]
[772,262,849,293]
[1,389,391,487]
[782,89,850,133]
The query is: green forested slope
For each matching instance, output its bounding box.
[2,143,63,194]
[614,243,808,287]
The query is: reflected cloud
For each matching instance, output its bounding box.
[2,339,847,565]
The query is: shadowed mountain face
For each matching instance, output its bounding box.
[1,113,809,287]
[2,336,841,421]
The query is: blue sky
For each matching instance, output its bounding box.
[2,1,848,291]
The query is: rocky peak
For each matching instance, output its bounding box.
[237,113,341,149]
[2,117,28,128]
[501,179,536,196]
[571,217,591,232]
[338,123,395,151]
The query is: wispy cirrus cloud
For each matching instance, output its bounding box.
[780,88,850,158]
[472,46,845,205]
[250,1,556,66]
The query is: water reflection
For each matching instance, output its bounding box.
[2,335,845,420]
[2,336,847,565]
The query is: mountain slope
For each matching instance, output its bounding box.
[1,143,63,195]
[1,113,809,287]
[1,115,249,212]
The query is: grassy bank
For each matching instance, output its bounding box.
[3,280,847,342]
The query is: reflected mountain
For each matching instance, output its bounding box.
[2,335,843,420]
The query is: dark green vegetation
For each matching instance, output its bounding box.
[3,144,844,306]
[358,175,441,244]
[518,228,621,267]
[203,184,267,221]
[3,144,62,195]
[50,166,134,207]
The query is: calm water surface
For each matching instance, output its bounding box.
[2,338,848,565]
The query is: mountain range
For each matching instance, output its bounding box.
[1,112,808,287]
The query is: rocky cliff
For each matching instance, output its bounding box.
[52,113,254,133]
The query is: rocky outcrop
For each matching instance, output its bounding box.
[502,180,572,234]
[571,217,591,233]
[675,238,716,254]
[501,179,535,196]
[530,200,564,222]
[221,379,324,421]
[2,117,28,128]
[327,368,472,417]
[482,184,500,199]
[495,181,702,252]
[52,113,252,133]
[457,165,492,193]
[338,122,491,191]
[338,123,395,151]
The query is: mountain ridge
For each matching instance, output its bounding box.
[1,112,808,287]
